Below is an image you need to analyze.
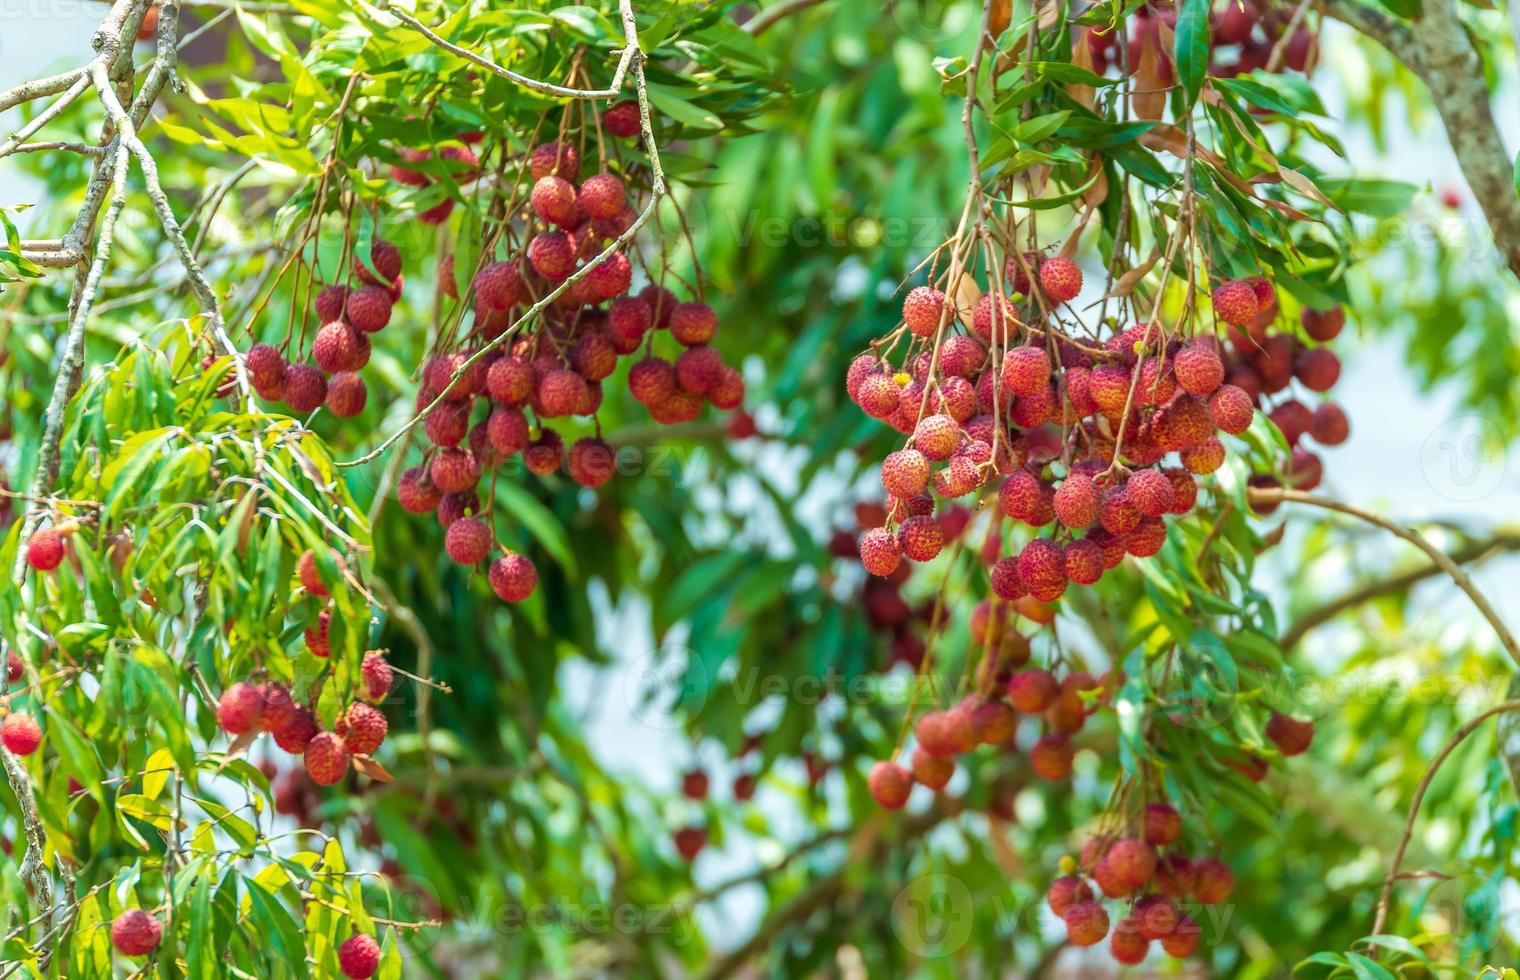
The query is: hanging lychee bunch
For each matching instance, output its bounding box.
[243,238,406,420]
[1079,1,1320,83]
[215,649,393,788]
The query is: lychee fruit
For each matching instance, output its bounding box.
[681,768,709,799]
[531,175,579,225]
[989,556,1025,600]
[1174,343,1224,395]
[445,517,492,565]
[397,467,442,514]
[430,448,481,494]
[881,449,930,498]
[342,702,387,755]
[1266,712,1314,756]
[217,681,265,734]
[304,731,351,786]
[1047,875,1093,918]
[488,553,538,602]
[246,343,286,388]
[1123,516,1168,557]
[338,933,381,979]
[673,825,707,861]
[1063,900,1109,947]
[1016,538,1066,598]
[1001,345,1051,396]
[343,285,394,333]
[354,240,401,289]
[675,346,726,396]
[669,302,718,346]
[971,293,1015,343]
[524,429,565,475]
[529,141,580,180]
[1211,279,1258,326]
[487,354,535,405]
[474,260,524,310]
[578,173,627,221]
[1063,538,1103,585]
[604,100,641,137]
[1038,256,1082,303]
[1162,914,1202,958]
[582,251,632,301]
[898,515,943,562]
[629,357,677,406]
[313,321,362,373]
[314,284,349,323]
[911,747,954,790]
[527,231,576,280]
[1,713,42,755]
[1269,399,1313,445]
[360,653,393,703]
[325,372,367,418]
[110,909,163,956]
[1007,669,1058,713]
[913,413,961,461]
[1294,346,1341,391]
[1310,401,1349,445]
[1144,802,1182,845]
[1052,473,1100,529]
[902,286,949,336]
[868,760,913,809]
[1126,469,1174,517]
[1192,857,1234,904]
[272,705,318,754]
[1029,733,1074,780]
[26,529,65,572]
[1301,305,1344,341]
[1208,383,1254,434]
[1135,893,1179,940]
[568,437,616,488]
[858,527,901,577]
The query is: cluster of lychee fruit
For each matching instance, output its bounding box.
[107,904,380,977]
[215,646,392,789]
[1046,804,1232,963]
[1081,1,1318,82]
[244,239,406,418]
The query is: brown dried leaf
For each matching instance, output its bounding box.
[352,755,394,783]
[990,0,1012,38]
[1104,250,1163,298]
[1133,33,1167,121]
[1068,30,1097,108]
[952,272,983,330]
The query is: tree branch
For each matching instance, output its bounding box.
[1280,531,1520,651]
[1247,488,1520,669]
[1325,0,1520,278]
[742,0,831,36]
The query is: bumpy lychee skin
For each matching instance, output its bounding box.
[430,448,481,494]
[1,713,42,756]
[344,285,394,333]
[397,467,442,514]
[1016,538,1066,598]
[568,437,616,488]
[338,933,381,979]
[1008,669,1058,713]
[529,141,580,180]
[940,335,987,379]
[1294,346,1341,391]
[1301,305,1345,341]
[1038,256,1083,303]
[902,286,949,336]
[669,302,718,346]
[881,449,930,498]
[1162,914,1202,958]
[487,407,530,457]
[272,705,318,754]
[1174,344,1225,395]
[304,731,351,786]
[527,230,576,280]
[1063,899,1109,947]
[1088,363,1133,415]
[486,354,534,406]
[531,175,579,225]
[1107,837,1158,893]
[1064,538,1103,585]
[1030,733,1074,780]
[676,346,726,396]
[474,260,524,310]
[1134,893,1179,941]
[1052,473,1100,529]
[855,373,901,419]
[1266,712,1315,756]
[578,173,627,221]
[1001,345,1051,396]
[1110,918,1150,965]
[1047,875,1094,918]
[603,100,641,137]
[1211,279,1258,326]
[911,747,954,790]
[1181,437,1226,475]
[524,429,565,475]
[246,343,286,388]
[282,364,328,413]
[913,413,961,461]
[489,553,538,602]
[629,357,677,406]
[1123,516,1168,558]
[217,681,265,734]
[868,760,913,809]
[1310,401,1349,445]
[314,284,349,323]
[443,516,491,565]
[313,321,361,373]
[342,702,388,755]
[898,515,943,562]
[354,239,402,289]
[1192,857,1235,904]
[111,909,163,956]
[858,527,901,577]
[26,529,65,572]
[1208,383,1255,434]
[971,293,1015,343]
[1126,469,1174,517]
[361,653,393,703]
[325,372,367,418]
[1145,802,1182,845]
[583,251,632,302]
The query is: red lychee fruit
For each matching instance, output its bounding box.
[898,515,943,562]
[1135,892,1179,940]
[217,681,265,734]
[7,652,21,685]
[529,141,580,180]
[970,698,1017,745]
[527,231,576,280]
[1,713,42,755]
[858,527,901,577]
[998,471,1044,524]
[1294,346,1341,391]
[1110,917,1150,965]
[26,529,65,572]
[1107,837,1158,892]
[989,556,1025,600]
[111,909,163,956]
[1047,875,1094,918]
[902,286,950,336]
[1270,399,1314,445]
[675,346,726,396]
[430,448,481,494]
[360,653,393,703]
[911,747,954,790]
[344,285,394,333]
[313,321,362,373]
[1063,538,1103,585]
[1162,914,1201,958]
[338,933,381,979]
[1038,256,1083,303]
[1284,446,1323,490]
[1174,344,1225,395]
[940,335,988,379]
[489,553,538,602]
[397,467,442,514]
[445,517,492,565]
[669,302,718,346]
[487,354,535,406]
[531,175,579,226]
[1266,712,1315,756]
[354,240,402,289]
[325,372,367,418]
[1063,899,1110,947]
[246,343,286,388]
[855,373,901,420]
[913,413,961,461]
[733,772,757,800]
[578,173,627,221]
[1126,469,1174,517]
[568,437,616,488]
[1208,383,1255,434]
[1001,346,1051,397]
[1192,857,1234,904]
[437,492,480,528]
[1052,473,1100,529]
[1029,733,1074,780]
[1099,486,1141,536]
[571,332,618,382]
[1310,401,1349,445]
[582,251,632,302]
[487,407,530,456]
[680,768,709,800]
[342,702,387,755]
[272,705,318,754]
[1211,279,1258,326]
[422,400,469,448]
[1089,363,1133,415]
[971,293,1015,344]
[474,260,524,311]
[1123,516,1168,558]
[304,731,351,786]
[1016,538,1066,599]
[1301,305,1344,341]
[604,100,641,137]
[537,369,590,418]
[1007,669,1058,713]
[629,357,678,406]
[868,760,913,809]
[1144,802,1182,846]
[882,449,930,499]
[524,429,565,475]
[673,825,707,861]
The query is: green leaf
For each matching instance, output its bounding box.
[1345,952,1398,980]
[246,879,310,978]
[1174,0,1210,101]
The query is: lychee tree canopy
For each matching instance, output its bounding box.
[1,0,1519,976]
